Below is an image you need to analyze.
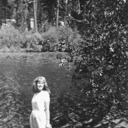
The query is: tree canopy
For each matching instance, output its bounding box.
[69,0,128,127]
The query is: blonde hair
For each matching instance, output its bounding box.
[32,76,50,93]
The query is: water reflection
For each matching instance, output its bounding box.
[0,53,71,128]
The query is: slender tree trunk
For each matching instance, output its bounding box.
[56,0,60,46]
[21,0,24,30]
[64,0,68,25]
[34,0,38,32]
[0,0,2,27]
[56,0,59,28]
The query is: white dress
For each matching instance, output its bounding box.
[30,91,50,128]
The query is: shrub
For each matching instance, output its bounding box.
[0,25,82,53]
[57,26,83,52]
[41,26,83,52]
[0,25,24,51]
[24,31,43,52]
[42,27,58,51]
[39,21,53,33]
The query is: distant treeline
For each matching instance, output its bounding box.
[0,0,85,31]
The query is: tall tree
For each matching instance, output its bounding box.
[0,0,3,26]
[43,0,57,24]
[69,0,128,127]
[33,0,38,31]
[2,0,8,24]
[56,0,59,28]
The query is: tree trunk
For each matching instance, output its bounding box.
[64,0,68,25]
[56,0,60,46]
[20,0,25,31]
[56,0,59,28]
[33,0,38,32]
[0,0,3,27]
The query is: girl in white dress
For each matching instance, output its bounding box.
[30,76,52,128]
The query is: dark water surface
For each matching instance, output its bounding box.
[0,53,71,128]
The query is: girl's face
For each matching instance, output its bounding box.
[37,80,45,91]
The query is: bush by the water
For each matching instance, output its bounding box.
[0,25,82,53]
[0,25,25,52]
[23,31,43,52]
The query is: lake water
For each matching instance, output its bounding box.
[0,53,71,128]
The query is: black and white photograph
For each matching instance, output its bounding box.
[0,0,128,128]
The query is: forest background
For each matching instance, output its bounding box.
[0,0,128,128]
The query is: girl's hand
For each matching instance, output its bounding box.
[46,124,52,128]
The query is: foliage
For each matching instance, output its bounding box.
[41,26,83,52]
[38,21,53,33]
[69,0,128,127]
[0,0,78,31]
[0,25,24,52]
[39,0,57,24]
[0,72,22,128]
[0,25,82,53]
[57,26,83,52]
[42,27,58,52]
[24,31,43,52]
